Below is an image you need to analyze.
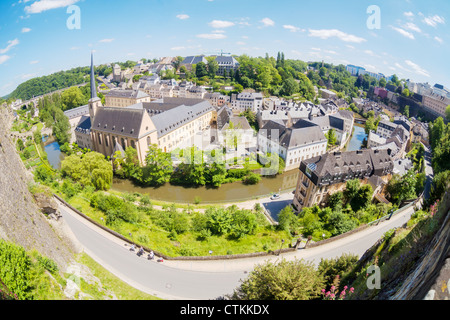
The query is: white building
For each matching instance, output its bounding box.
[230,92,263,113]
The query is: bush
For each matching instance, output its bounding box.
[36,255,59,274]
[318,253,359,289]
[0,240,33,300]
[230,259,324,300]
[243,172,261,185]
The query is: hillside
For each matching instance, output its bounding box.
[0,106,76,268]
[341,189,450,300]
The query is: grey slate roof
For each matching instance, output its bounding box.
[260,119,327,149]
[91,107,147,139]
[150,101,214,138]
[300,149,393,187]
[75,115,91,134]
[64,104,89,119]
[182,56,207,65]
[105,89,149,99]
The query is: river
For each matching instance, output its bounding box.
[346,125,367,152]
[42,136,65,170]
[112,170,299,204]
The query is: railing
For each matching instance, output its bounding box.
[368,194,423,226]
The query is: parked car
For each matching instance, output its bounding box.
[270,194,280,200]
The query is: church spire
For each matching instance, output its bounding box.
[90,51,97,99]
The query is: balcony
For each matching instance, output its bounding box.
[302,180,309,188]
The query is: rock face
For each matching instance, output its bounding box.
[0,107,75,268]
[33,192,59,216]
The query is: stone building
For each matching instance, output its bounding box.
[292,149,393,212]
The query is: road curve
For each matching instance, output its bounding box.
[59,200,415,300]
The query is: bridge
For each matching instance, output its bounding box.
[11,82,87,110]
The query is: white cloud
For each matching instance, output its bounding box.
[29,60,39,64]
[21,73,36,80]
[25,0,80,14]
[0,39,19,54]
[423,15,445,27]
[241,35,249,39]
[21,27,31,33]
[196,33,227,39]
[308,29,366,43]
[434,36,444,44]
[171,46,185,51]
[283,25,303,32]
[311,47,321,51]
[212,29,225,34]
[404,60,430,77]
[390,26,415,39]
[260,17,275,27]
[99,38,114,43]
[176,14,189,20]
[0,55,11,65]
[403,22,421,33]
[236,41,246,46]
[346,45,355,50]
[208,20,235,28]
[404,11,414,18]
[364,49,379,57]
[70,46,80,50]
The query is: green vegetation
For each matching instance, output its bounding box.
[0,239,66,300]
[60,151,113,191]
[428,116,450,204]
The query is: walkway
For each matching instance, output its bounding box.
[58,196,416,300]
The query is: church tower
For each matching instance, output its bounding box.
[88,52,102,120]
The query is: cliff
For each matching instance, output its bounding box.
[0,106,76,268]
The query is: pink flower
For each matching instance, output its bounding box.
[321,289,326,294]
[331,285,335,291]
[344,286,348,290]
[349,287,354,293]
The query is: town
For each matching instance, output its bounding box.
[0,0,448,304]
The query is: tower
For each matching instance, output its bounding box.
[88,51,102,120]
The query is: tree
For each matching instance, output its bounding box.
[404,105,410,118]
[379,77,387,88]
[61,86,86,111]
[230,259,324,300]
[195,62,208,78]
[326,129,337,146]
[277,205,299,233]
[206,57,219,79]
[140,144,173,186]
[343,179,360,203]
[52,109,71,145]
[61,151,113,190]
[280,77,299,96]
[445,105,450,122]
[350,184,373,212]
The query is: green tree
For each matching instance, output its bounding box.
[206,57,219,79]
[445,105,450,122]
[52,109,71,145]
[326,129,337,146]
[230,259,324,300]
[61,151,113,190]
[195,61,208,78]
[61,86,86,111]
[280,77,299,96]
[141,144,173,186]
[277,205,299,233]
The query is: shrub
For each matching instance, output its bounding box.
[243,172,261,185]
[0,240,33,300]
[318,253,359,289]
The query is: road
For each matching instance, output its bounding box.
[59,198,416,300]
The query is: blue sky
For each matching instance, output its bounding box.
[0,0,448,97]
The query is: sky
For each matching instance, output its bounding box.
[0,0,449,97]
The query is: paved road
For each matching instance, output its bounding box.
[59,198,416,300]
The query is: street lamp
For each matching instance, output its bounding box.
[278,239,284,256]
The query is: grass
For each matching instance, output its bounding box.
[63,191,291,257]
[76,253,161,300]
